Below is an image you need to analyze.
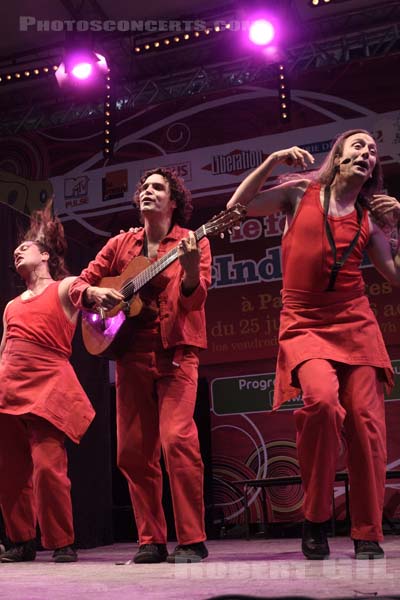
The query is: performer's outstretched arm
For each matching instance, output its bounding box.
[227,146,314,215]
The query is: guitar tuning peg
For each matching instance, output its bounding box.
[234,225,240,230]
[220,232,225,239]
[227,228,232,235]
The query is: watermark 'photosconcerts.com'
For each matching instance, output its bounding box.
[19,16,251,33]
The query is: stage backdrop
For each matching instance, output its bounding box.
[1,52,400,537]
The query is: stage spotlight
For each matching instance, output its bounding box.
[71,62,92,80]
[55,51,108,91]
[249,19,275,46]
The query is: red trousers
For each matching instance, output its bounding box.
[116,345,206,545]
[295,359,387,541]
[0,413,74,549]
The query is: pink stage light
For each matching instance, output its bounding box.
[55,52,108,91]
[249,19,275,46]
[71,62,93,80]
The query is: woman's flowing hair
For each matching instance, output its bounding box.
[22,200,69,280]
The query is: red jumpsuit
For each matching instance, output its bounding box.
[274,183,393,541]
[69,225,211,545]
[0,282,95,549]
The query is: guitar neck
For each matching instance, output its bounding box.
[122,225,207,299]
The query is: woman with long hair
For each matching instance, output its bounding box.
[0,202,95,563]
[227,129,399,560]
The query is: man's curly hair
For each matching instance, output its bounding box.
[133,167,193,225]
[21,200,69,280]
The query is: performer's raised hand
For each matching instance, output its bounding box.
[369,194,400,225]
[270,146,315,169]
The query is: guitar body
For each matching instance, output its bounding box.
[98,255,151,319]
[81,255,151,359]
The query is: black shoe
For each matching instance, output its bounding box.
[53,546,78,563]
[0,540,36,563]
[354,539,384,560]
[133,543,168,564]
[166,542,208,563]
[302,520,330,560]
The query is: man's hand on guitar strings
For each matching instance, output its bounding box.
[178,231,201,295]
[85,285,124,311]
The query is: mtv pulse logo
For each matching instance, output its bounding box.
[64,176,89,208]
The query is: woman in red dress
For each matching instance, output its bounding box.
[227,129,400,560]
[0,205,95,563]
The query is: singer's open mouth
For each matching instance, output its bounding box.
[354,161,369,170]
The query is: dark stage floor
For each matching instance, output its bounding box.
[1,537,399,600]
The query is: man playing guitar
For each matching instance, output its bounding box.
[69,168,211,564]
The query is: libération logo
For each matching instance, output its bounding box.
[203,149,266,176]
[19,17,252,33]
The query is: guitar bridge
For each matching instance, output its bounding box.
[121,301,131,316]
[98,307,107,331]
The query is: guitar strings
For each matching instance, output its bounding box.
[116,215,236,301]
[118,228,202,299]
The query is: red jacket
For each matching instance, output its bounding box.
[69,224,211,350]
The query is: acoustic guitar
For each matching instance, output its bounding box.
[81,204,246,359]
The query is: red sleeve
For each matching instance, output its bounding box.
[177,237,212,311]
[69,236,120,309]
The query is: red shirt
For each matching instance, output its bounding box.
[5,282,74,357]
[1,282,95,442]
[282,182,369,294]
[69,224,211,351]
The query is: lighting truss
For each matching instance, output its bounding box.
[0,21,399,135]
